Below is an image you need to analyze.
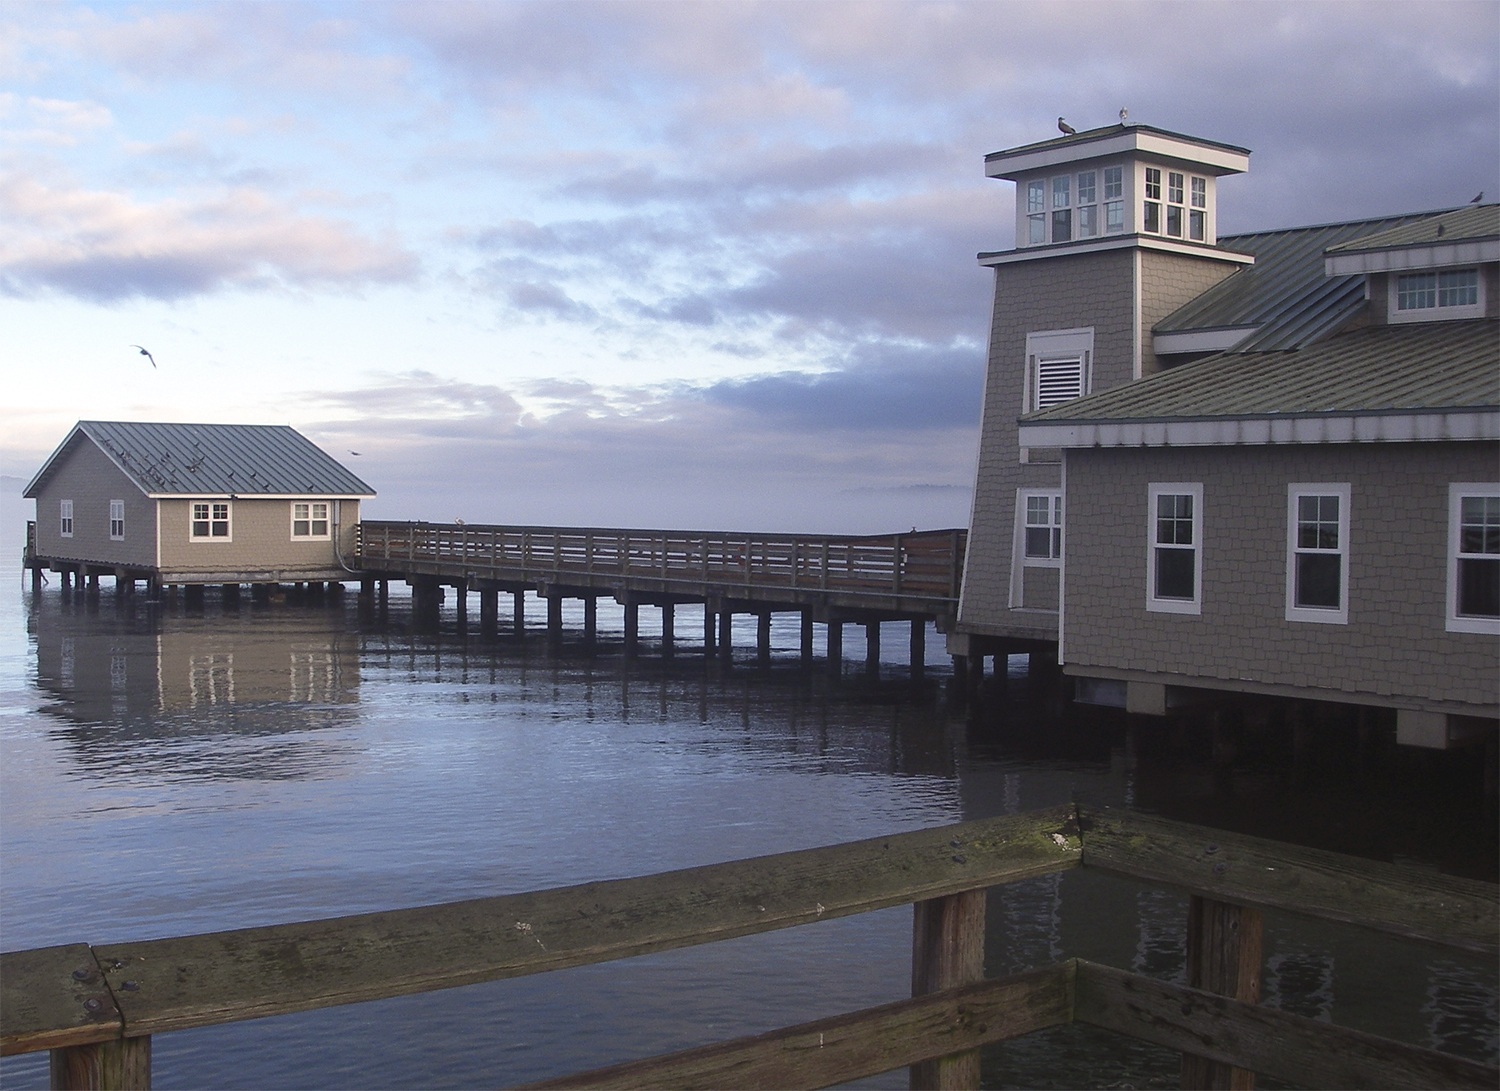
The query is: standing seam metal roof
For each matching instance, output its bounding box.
[1155,212,1453,352]
[24,421,376,497]
[1022,320,1499,423]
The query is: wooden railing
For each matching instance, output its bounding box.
[3,806,1495,1090]
[353,522,966,606]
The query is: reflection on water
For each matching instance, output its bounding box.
[1,582,1495,1089]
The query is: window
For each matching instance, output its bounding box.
[1024,328,1093,412]
[1050,175,1072,242]
[1166,172,1185,237]
[1027,180,1046,245]
[109,500,125,542]
[1286,485,1349,624]
[1022,491,1063,562]
[1143,167,1162,234]
[1392,269,1484,322]
[191,501,232,540]
[60,500,73,538]
[1076,171,1098,238]
[292,501,331,539]
[1148,483,1202,614]
[1448,485,1500,634]
[1103,166,1124,234]
[1190,177,1207,241]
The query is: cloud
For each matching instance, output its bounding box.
[0,174,419,302]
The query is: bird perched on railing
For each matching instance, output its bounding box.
[1057,117,1076,136]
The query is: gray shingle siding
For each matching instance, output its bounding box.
[1063,442,1497,714]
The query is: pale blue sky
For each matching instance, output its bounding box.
[3,0,1497,532]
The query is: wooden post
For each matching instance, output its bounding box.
[479,589,498,636]
[718,609,733,663]
[51,1037,152,1091]
[756,612,771,665]
[454,581,468,630]
[826,620,843,673]
[865,620,881,674]
[661,603,674,658]
[910,619,926,678]
[703,604,716,656]
[800,611,814,663]
[512,590,524,636]
[1181,895,1263,1090]
[623,599,639,658]
[546,593,562,646]
[911,890,987,1090]
[584,596,599,646]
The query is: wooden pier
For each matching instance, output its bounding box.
[352,521,966,673]
[3,805,1494,1090]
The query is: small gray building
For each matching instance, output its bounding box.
[24,421,375,591]
[955,121,1498,747]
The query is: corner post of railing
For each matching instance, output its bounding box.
[909,887,986,1090]
[1181,895,1263,1090]
[50,1036,152,1091]
[893,533,905,594]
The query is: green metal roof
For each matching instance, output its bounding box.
[25,421,376,498]
[1155,212,1450,352]
[1326,203,1499,253]
[1024,320,1499,424]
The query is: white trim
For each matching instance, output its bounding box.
[1285,484,1350,625]
[1023,328,1093,414]
[1325,237,1500,276]
[1147,482,1202,615]
[1447,482,1500,635]
[985,129,1249,179]
[1018,409,1500,449]
[978,234,1255,268]
[146,492,373,501]
[1153,326,1258,355]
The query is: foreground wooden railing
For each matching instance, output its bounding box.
[3,806,1495,1090]
[354,521,967,605]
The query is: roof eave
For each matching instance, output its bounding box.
[1018,407,1500,449]
[1325,238,1500,276]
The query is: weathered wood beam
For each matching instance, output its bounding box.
[0,945,121,1057]
[1074,960,1498,1091]
[1079,808,1498,955]
[910,890,987,1090]
[520,965,1073,1091]
[80,808,1079,1038]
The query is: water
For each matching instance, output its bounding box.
[1,569,1495,1089]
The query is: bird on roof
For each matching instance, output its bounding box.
[131,345,156,368]
[1119,107,1129,123]
[1057,116,1076,136]
[1473,191,1485,203]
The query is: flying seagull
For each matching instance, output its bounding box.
[131,345,156,368]
[1057,116,1076,136]
[348,450,362,456]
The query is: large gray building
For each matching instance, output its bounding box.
[954,122,1499,747]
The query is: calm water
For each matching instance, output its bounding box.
[1,567,1495,1089]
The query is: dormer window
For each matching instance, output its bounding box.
[1104,166,1124,233]
[1190,177,1207,241]
[1143,168,1162,233]
[1390,268,1485,323]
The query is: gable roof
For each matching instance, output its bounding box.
[1018,320,1499,449]
[24,421,376,499]
[1155,211,1452,353]
[1326,202,1500,254]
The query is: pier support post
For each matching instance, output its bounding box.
[910,890,986,1090]
[718,609,733,663]
[660,603,674,658]
[623,599,639,659]
[585,596,599,648]
[51,1036,152,1091]
[800,612,814,664]
[864,621,881,674]
[909,620,925,678]
[826,620,843,674]
[479,589,498,637]
[546,593,563,647]
[703,604,716,657]
[455,581,468,631]
[756,611,772,665]
[1182,895,1263,1090]
[512,590,525,636]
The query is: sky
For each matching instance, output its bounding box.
[2,0,1497,535]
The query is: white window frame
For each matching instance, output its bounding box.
[109,499,125,542]
[60,499,73,538]
[191,500,233,542]
[1447,483,1500,634]
[1389,268,1486,323]
[1018,489,1063,567]
[1285,484,1350,624]
[291,501,331,541]
[1147,483,1202,615]
[1023,327,1094,413]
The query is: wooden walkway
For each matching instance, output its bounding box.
[353,521,967,669]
